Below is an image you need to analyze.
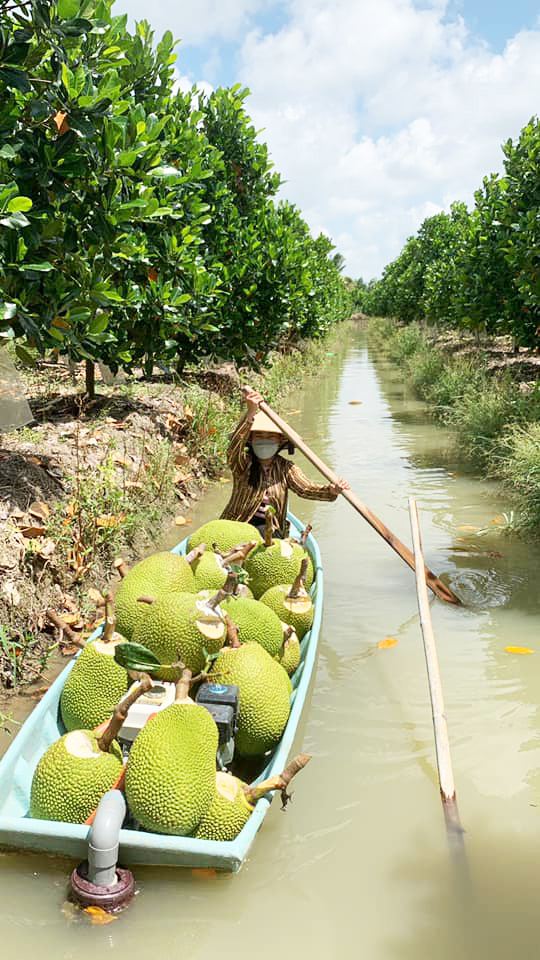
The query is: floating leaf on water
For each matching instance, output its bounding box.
[192,868,217,880]
[378,636,398,649]
[349,400,362,405]
[83,906,117,925]
[457,524,481,532]
[286,409,301,415]
[218,476,231,483]
[492,515,506,525]
[505,646,534,655]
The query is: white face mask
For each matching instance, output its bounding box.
[252,440,280,460]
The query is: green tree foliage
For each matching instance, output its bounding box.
[0,0,350,379]
[362,116,540,347]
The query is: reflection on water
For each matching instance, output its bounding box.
[3,331,540,959]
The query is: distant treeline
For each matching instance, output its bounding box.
[356,116,540,347]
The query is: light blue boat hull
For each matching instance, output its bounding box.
[0,514,322,871]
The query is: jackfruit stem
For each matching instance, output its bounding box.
[224,613,241,648]
[97,674,153,752]
[175,667,193,702]
[221,571,239,596]
[264,508,273,547]
[186,542,207,565]
[287,558,309,600]
[45,608,85,649]
[114,557,128,579]
[299,524,312,549]
[207,588,227,610]
[222,540,258,565]
[243,753,312,805]
[102,591,115,642]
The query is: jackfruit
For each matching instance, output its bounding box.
[188,519,262,553]
[132,590,226,677]
[114,552,195,640]
[210,642,291,756]
[259,559,314,639]
[190,550,230,592]
[124,675,218,835]
[60,638,129,732]
[193,754,312,841]
[244,539,314,599]
[193,771,253,841]
[220,596,284,657]
[29,730,123,823]
[279,625,301,676]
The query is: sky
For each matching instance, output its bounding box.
[118,0,540,281]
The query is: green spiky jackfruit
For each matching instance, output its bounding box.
[191,550,229,592]
[259,584,314,639]
[220,596,284,657]
[210,643,291,756]
[60,639,128,732]
[193,771,253,841]
[243,540,314,599]
[124,701,218,835]
[188,519,262,553]
[279,629,301,676]
[114,552,195,640]
[132,591,226,677]
[29,730,123,823]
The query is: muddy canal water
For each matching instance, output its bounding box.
[3,328,540,958]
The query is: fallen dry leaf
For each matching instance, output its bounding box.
[19,524,47,538]
[377,636,398,649]
[174,516,192,526]
[83,906,118,925]
[95,513,126,528]
[28,500,50,520]
[2,579,21,606]
[87,587,105,605]
[37,538,56,559]
[184,404,194,419]
[505,646,534,655]
[172,471,191,485]
[125,480,144,489]
[111,453,132,467]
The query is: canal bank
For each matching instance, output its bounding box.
[3,327,540,959]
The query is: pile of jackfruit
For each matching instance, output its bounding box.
[29,518,314,841]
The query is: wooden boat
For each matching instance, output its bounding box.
[0,514,322,872]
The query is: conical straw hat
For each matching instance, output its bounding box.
[250,410,283,434]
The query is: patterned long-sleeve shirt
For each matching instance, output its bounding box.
[220,412,338,536]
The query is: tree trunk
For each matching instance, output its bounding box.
[85,359,95,398]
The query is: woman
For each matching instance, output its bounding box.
[221,387,350,537]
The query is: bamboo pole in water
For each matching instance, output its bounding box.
[408,497,465,845]
[256,397,461,605]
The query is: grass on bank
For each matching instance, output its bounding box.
[368,318,540,535]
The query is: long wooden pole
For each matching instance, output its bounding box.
[257,398,460,605]
[409,497,464,845]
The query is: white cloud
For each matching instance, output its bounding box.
[117,0,270,45]
[237,1,540,279]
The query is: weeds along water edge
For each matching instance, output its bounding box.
[367,317,540,537]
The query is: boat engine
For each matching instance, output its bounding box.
[196,682,239,770]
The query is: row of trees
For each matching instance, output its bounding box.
[0,0,351,382]
[359,116,540,347]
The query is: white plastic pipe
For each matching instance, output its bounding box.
[87,790,126,886]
